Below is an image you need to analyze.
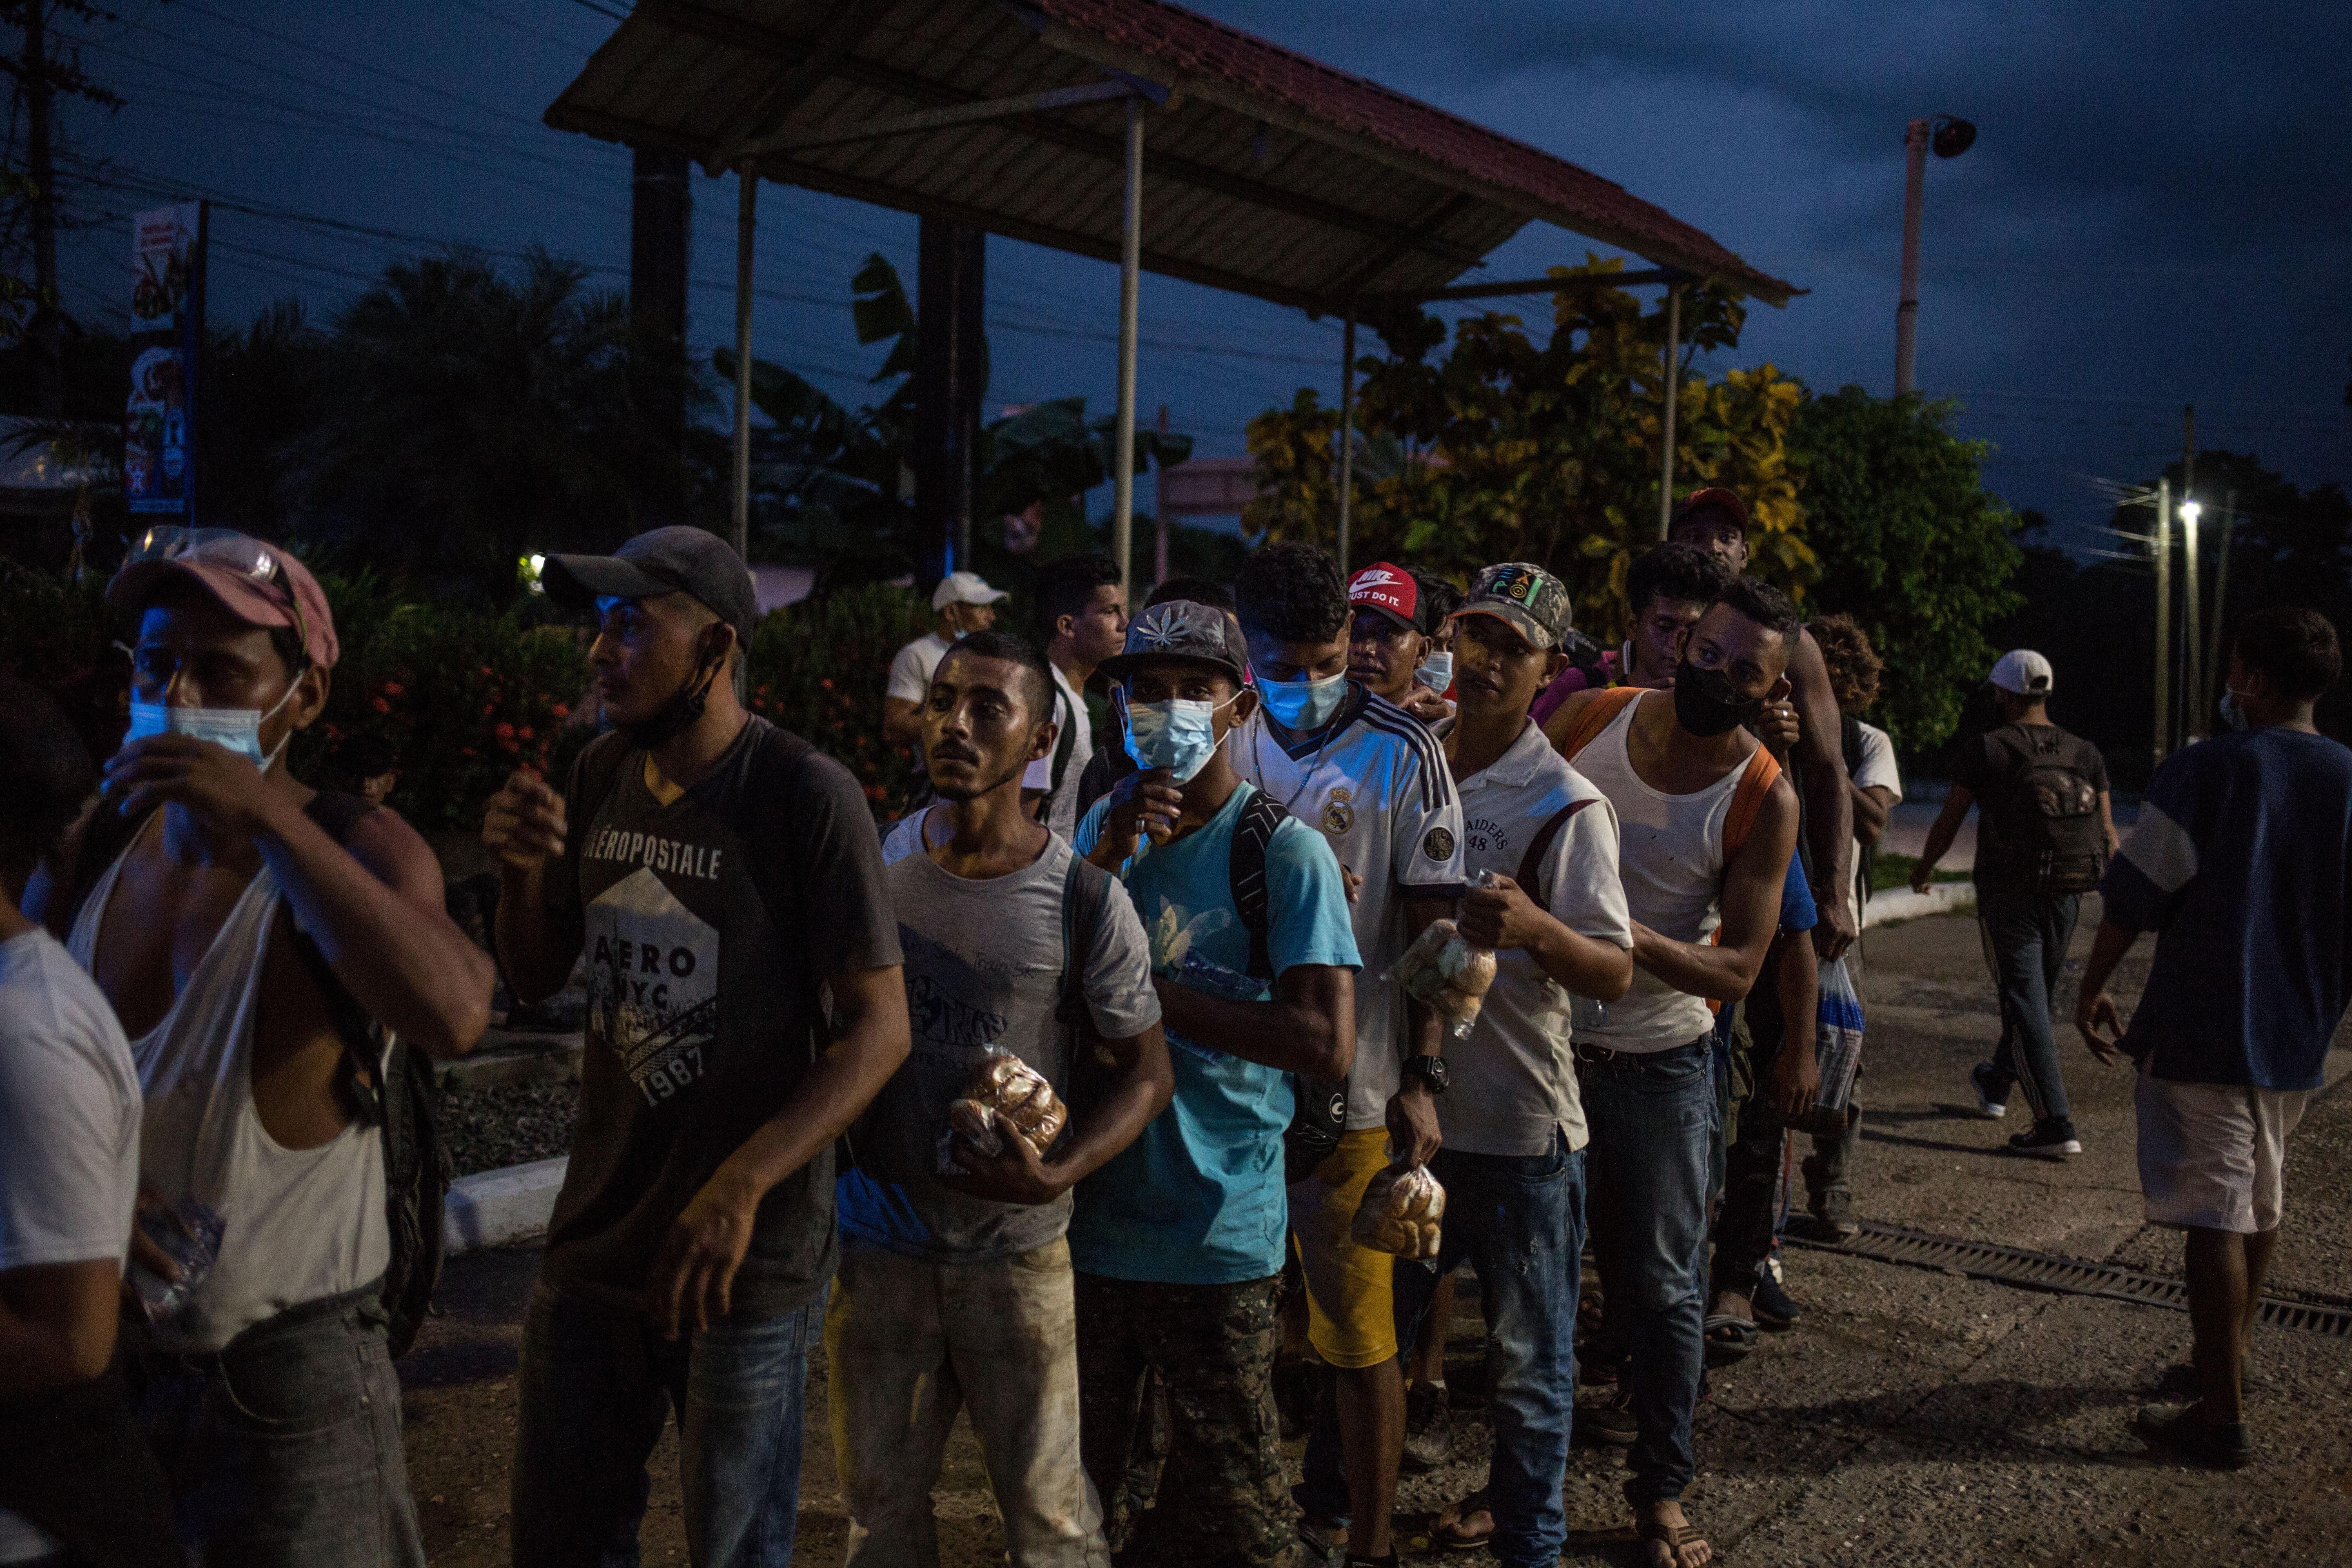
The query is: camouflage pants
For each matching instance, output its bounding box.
[1073,1272,1298,1568]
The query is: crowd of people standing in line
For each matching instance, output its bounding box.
[1,493,2347,1568]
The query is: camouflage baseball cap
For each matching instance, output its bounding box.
[1455,562,1572,649]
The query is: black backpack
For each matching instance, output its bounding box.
[1987,723,2106,896]
[59,791,451,1359]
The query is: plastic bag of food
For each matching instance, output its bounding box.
[1350,1162,1446,1258]
[1387,916,1498,1039]
[938,1049,1069,1172]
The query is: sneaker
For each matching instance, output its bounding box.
[1797,1187,1861,1243]
[1751,1254,1802,1330]
[1967,1062,2009,1120]
[2134,1400,2251,1469]
[1401,1381,1453,1472]
[1577,1385,1637,1447]
[2008,1118,2082,1160]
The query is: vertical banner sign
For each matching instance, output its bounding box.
[125,201,206,518]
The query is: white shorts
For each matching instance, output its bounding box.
[2134,1066,2310,1234]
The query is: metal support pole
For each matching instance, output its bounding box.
[1154,405,1172,584]
[2180,496,2201,742]
[1657,282,1681,539]
[2206,489,2236,719]
[731,165,756,561]
[1337,309,1356,574]
[1111,95,1143,601]
[2152,478,2171,770]
[1894,118,1928,396]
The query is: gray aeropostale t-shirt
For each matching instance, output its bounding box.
[541,718,902,1322]
[838,809,1160,1262]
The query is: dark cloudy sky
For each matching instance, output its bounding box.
[41,0,2352,548]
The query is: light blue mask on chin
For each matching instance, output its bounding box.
[124,681,300,771]
[1254,669,1349,732]
[1125,695,1236,782]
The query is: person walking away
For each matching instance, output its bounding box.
[1346,561,1448,726]
[0,679,179,1568]
[886,570,1012,748]
[1073,577,1235,823]
[1392,567,1633,1561]
[1229,543,1466,1568]
[1069,599,1360,1566]
[1795,615,1899,1240]
[834,628,1169,1566]
[1911,648,2118,1158]
[1547,577,1803,1568]
[41,528,494,1566]
[1666,490,1858,959]
[2075,607,2352,1468]
[1027,554,1129,838]
[486,527,911,1568]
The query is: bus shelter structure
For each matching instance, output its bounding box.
[547,0,1801,582]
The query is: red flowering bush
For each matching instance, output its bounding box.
[744,583,932,822]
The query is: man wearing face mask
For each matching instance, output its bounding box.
[1229,543,1465,1568]
[486,527,911,1568]
[1069,599,1360,1566]
[40,527,495,1566]
[885,570,1012,749]
[1547,577,1802,1568]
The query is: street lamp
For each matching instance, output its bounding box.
[1894,113,1975,396]
[2178,500,2203,742]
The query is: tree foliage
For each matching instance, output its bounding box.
[1242,258,1811,637]
[1791,388,2022,751]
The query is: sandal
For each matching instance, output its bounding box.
[1702,1313,1757,1367]
[1431,1489,1496,1552]
[1635,1512,1711,1567]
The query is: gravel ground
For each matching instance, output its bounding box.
[440,1080,578,1177]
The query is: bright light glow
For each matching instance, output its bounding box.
[522,553,547,594]
[2179,501,2202,526]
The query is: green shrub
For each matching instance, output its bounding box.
[745,583,931,819]
[0,565,121,764]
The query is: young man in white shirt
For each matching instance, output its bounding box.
[884,570,1010,748]
[1394,567,1633,1566]
[1025,552,1128,839]
[1545,577,1803,1568]
[1228,542,1465,1568]
[0,680,178,1568]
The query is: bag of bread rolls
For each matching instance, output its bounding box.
[1386,917,1497,1039]
[1350,1162,1446,1259]
[938,1050,1068,1172]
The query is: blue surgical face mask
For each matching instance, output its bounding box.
[125,679,301,771]
[1254,669,1349,732]
[2220,688,2252,732]
[1414,651,1454,693]
[1125,693,1238,782]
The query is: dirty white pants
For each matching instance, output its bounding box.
[827,1235,1108,1568]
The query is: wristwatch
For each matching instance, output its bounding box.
[1401,1054,1450,1097]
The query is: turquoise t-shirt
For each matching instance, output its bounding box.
[1067,782,1361,1284]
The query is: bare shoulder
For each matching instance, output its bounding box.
[342,803,448,899]
[1540,685,1601,748]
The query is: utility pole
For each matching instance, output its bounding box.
[1657,281,1679,537]
[2152,478,2171,771]
[1893,118,1927,397]
[1335,307,1355,575]
[24,0,60,415]
[1154,404,1171,584]
[2178,405,2199,740]
[2205,489,2236,721]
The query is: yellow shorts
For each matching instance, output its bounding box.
[1287,1127,1397,1370]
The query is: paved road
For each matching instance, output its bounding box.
[398,903,2352,1566]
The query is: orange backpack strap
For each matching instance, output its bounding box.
[1557,686,1644,762]
[1720,743,1783,870]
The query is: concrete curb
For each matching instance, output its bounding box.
[1863,882,1976,927]
[443,1156,567,1256]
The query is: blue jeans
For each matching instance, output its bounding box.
[1577,1038,1717,1505]
[511,1283,820,1568]
[1978,882,2081,1123]
[1393,1134,1585,1568]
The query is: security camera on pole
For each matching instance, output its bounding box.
[1894,114,1975,396]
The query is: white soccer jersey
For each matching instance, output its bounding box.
[1232,686,1466,1128]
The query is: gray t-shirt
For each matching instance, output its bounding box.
[843,809,1159,1261]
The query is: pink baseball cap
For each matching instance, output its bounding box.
[108,527,340,669]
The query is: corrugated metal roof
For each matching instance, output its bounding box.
[546,0,1800,310]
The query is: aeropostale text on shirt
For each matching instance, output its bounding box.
[584,826,725,881]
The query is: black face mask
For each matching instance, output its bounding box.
[1672,659,1763,738]
[617,630,728,751]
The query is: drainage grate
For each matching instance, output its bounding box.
[1782,1221,2352,1337]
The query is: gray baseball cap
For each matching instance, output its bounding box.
[542,526,760,644]
[1098,599,1250,684]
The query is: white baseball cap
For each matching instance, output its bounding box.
[932,570,1010,611]
[1989,648,2054,695]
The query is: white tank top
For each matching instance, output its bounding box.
[1570,692,1745,1052]
[67,826,388,1353]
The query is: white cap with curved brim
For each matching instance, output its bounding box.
[1989,648,2055,695]
[932,570,1010,611]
